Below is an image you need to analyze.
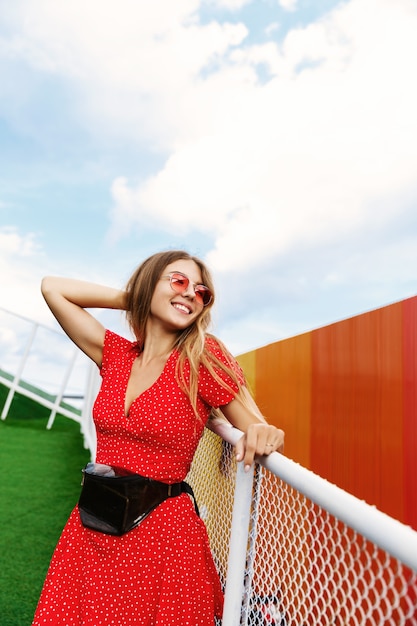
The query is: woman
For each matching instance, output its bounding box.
[32,250,284,625]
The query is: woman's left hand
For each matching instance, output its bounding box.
[235,423,285,471]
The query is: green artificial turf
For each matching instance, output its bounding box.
[0,385,90,626]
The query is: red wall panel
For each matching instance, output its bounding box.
[403,298,417,529]
[310,304,404,520]
[255,333,312,469]
[236,296,417,626]
[239,296,416,526]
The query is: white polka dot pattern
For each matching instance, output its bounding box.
[32,330,243,625]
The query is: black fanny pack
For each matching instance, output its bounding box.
[78,464,198,536]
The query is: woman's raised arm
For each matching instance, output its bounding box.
[41,277,127,366]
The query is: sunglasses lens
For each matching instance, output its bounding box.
[170,273,189,293]
[195,286,213,306]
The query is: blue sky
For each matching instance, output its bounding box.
[1,0,417,359]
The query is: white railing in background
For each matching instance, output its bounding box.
[0,307,93,449]
[2,307,417,624]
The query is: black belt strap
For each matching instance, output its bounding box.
[170,481,200,517]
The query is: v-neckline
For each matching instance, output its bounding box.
[123,349,175,418]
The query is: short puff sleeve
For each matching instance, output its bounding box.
[198,336,246,409]
[100,329,135,379]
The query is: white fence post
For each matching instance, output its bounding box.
[46,346,79,430]
[1,321,38,420]
[222,461,255,626]
[79,362,100,457]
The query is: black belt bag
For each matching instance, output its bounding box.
[78,464,198,536]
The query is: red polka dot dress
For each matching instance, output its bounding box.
[32,330,242,625]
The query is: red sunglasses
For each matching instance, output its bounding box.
[162,272,213,307]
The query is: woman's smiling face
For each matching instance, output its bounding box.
[149,259,205,331]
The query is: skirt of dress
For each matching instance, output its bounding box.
[32,493,224,625]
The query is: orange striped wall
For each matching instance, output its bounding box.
[237,296,417,530]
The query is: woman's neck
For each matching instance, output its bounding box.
[139,332,177,366]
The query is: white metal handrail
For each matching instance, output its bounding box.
[211,419,417,574]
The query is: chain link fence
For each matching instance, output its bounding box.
[188,425,417,626]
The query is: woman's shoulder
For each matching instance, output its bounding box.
[104,328,136,350]
[204,334,235,363]
[101,330,138,369]
[203,335,245,382]
[197,334,245,404]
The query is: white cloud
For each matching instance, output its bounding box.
[0,227,50,324]
[265,22,280,37]
[204,0,253,9]
[278,0,298,11]
[0,226,39,257]
[0,0,248,149]
[105,0,417,272]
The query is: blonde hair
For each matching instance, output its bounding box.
[125,250,243,420]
